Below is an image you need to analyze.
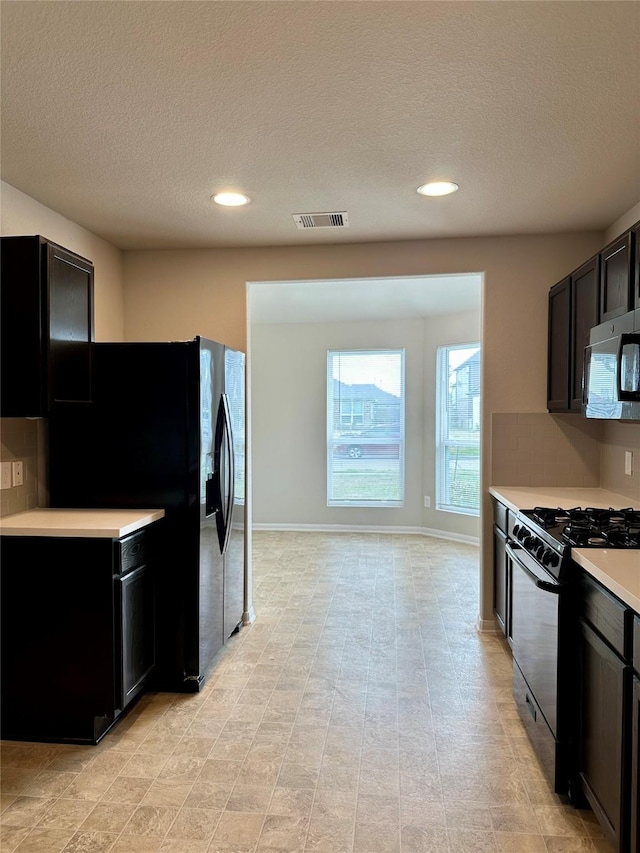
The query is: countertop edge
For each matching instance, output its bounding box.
[0,509,165,538]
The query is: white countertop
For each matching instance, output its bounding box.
[489,486,638,516]
[0,508,165,538]
[490,485,640,612]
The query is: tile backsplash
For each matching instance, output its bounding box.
[492,413,640,503]
[599,421,640,501]
[0,418,41,516]
[491,413,602,488]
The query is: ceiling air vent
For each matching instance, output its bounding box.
[293,211,349,229]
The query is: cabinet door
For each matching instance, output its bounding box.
[631,675,640,853]
[493,524,508,637]
[118,564,155,709]
[570,256,599,411]
[633,222,640,310]
[0,236,94,416]
[548,277,571,411]
[600,232,633,322]
[47,242,95,408]
[578,621,629,850]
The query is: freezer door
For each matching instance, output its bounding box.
[223,348,246,638]
[197,339,225,678]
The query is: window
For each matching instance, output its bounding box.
[436,343,481,515]
[327,349,404,507]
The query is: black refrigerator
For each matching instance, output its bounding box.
[49,337,245,692]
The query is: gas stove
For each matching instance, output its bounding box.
[511,505,640,581]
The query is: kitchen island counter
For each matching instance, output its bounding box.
[0,507,165,538]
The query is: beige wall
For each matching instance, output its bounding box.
[251,310,480,539]
[123,232,603,621]
[1,181,125,342]
[604,201,640,246]
[0,181,126,516]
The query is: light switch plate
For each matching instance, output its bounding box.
[12,460,23,487]
[625,451,633,476]
[0,462,12,490]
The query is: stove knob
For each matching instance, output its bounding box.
[513,524,520,539]
[523,535,534,550]
[542,550,553,566]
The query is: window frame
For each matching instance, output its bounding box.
[435,342,481,517]
[327,348,405,508]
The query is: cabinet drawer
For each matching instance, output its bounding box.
[117,531,147,575]
[493,499,509,533]
[580,571,631,661]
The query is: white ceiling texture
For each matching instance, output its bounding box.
[2,1,639,253]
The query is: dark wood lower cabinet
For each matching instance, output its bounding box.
[492,499,512,645]
[578,619,630,851]
[631,675,640,853]
[493,524,509,637]
[0,529,155,744]
[117,563,155,710]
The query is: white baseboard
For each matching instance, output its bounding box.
[251,522,479,546]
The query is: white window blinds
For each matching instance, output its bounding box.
[327,349,405,507]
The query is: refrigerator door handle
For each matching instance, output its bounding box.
[208,399,225,523]
[220,393,235,556]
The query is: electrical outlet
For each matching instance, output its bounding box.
[12,460,23,487]
[625,451,633,476]
[0,462,12,490]
[424,496,431,508]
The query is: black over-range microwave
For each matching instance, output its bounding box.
[583,308,640,420]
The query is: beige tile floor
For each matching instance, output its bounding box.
[1,531,616,853]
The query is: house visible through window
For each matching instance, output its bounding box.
[436,343,481,515]
[327,349,404,507]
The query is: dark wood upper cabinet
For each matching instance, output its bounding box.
[547,224,640,414]
[0,235,94,417]
[547,277,571,412]
[600,231,634,322]
[570,256,600,411]
[633,222,640,310]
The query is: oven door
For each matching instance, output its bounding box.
[508,541,564,736]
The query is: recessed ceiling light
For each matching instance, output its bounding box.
[416,181,459,197]
[212,191,251,207]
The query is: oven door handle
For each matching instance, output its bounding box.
[506,542,564,594]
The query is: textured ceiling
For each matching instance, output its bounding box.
[1,1,639,250]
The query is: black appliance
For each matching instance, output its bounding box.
[508,505,640,800]
[583,308,640,420]
[48,337,246,692]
